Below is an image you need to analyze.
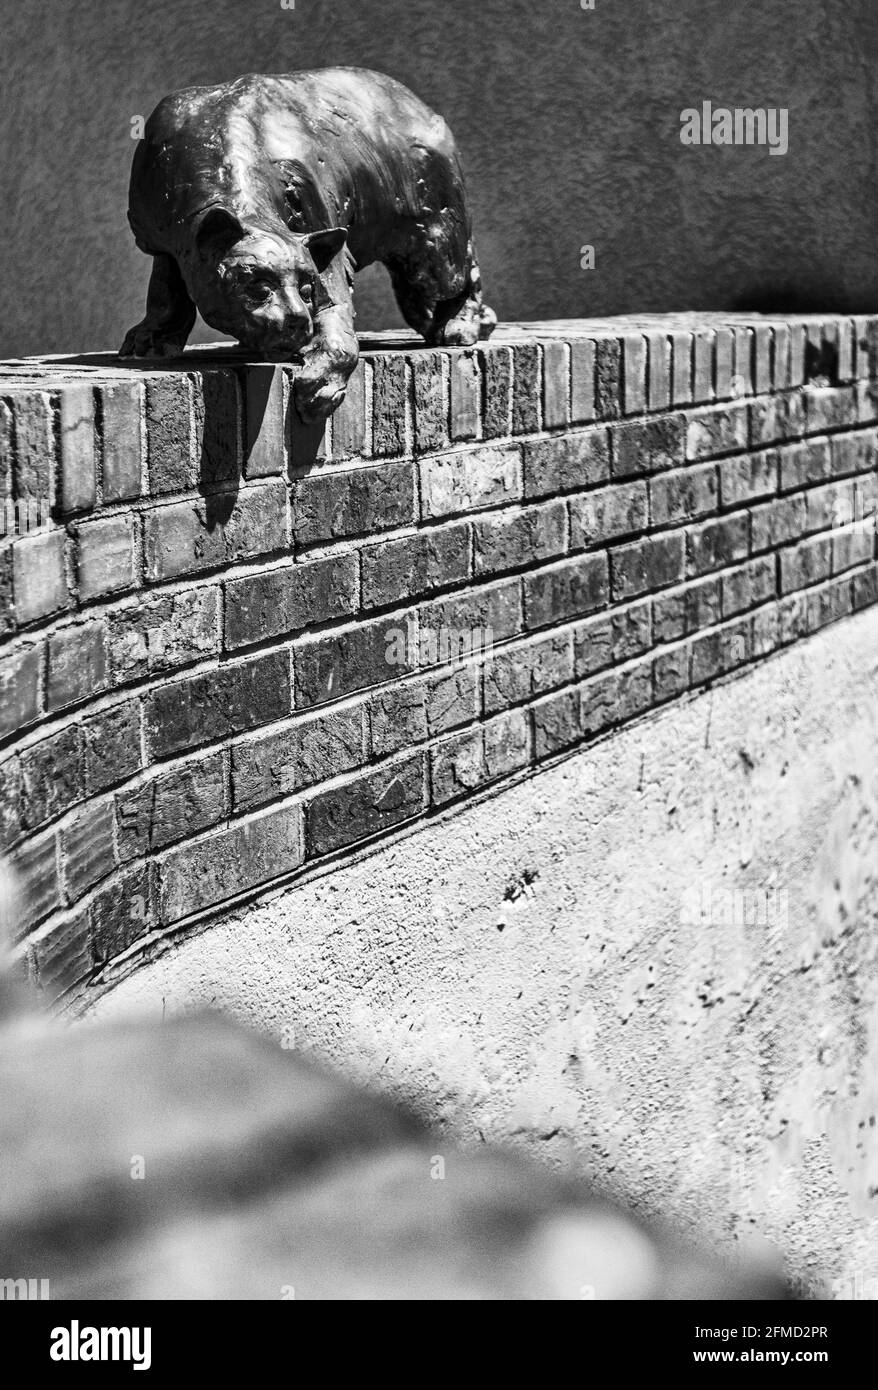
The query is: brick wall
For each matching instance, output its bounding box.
[2,313,878,1005]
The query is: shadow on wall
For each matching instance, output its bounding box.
[2,0,878,356]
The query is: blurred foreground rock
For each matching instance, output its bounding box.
[0,1000,787,1299]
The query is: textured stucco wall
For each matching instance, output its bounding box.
[2,0,877,358]
[89,607,878,1298]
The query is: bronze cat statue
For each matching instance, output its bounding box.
[120,67,496,421]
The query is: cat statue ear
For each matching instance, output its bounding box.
[304,227,348,273]
[195,207,246,261]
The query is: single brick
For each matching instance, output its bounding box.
[294,461,414,544]
[295,616,417,708]
[0,756,21,850]
[523,553,608,629]
[787,323,807,388]
[307,753,425,856]
[622,334,647,415]
[233,704,366,811]
[570,339,596,424]
[0,643,42,738]
[13,530,68,623]
[714,328,735,400]
[9,390,54,508]
[853,316,878,380]
[690,618,751,685]
[473,500,567,576]
[579,667,620,736]
[83,700,142,794]
[830,429,878,480]
[686,404,749,460]
[483,631,572,714]
[108,587,220,683]
[331,358,367,457]
[778,439,831,492]
[145,481,288,581]
[19,725,83,832]
[614,659,653,723]
[30,909,91,1000]
[146,374,194,494]
[570,481,648,546]
[482,706,530,781]
[243,365,285,477]
[224,553,358,649]
[612,598,652,662]
[542,340,570,428]
[772,324,791,391]
[833,524,874,575]
[594,339,622,420]
[419,580,522,658]
[523,428,610,498]
[146,650,290,759]
[481,345,513,438]
[778,590,808,644]
[750,494,807,553]
[117,753,226,858]
[646,331,672,412]
[732,327,753,396]
[62,799,115,902]
[429,727,486,806]
[720,451,778,507]
[91,864,149,964]
[779,533,834,593]
[857,381,878,425]
[613,415,685,477]
[650,465,718,526]
[836,320,854,383]
[411,350,448,454]
[805,479,855,534]
[852,564,878,610]
[807,577,853,632]
[361,523,470,610]
[687,514,750,577]
[572,612,613,679]
[450,352,480,441]
[11,832,60,933]
[420,444,521,519]
[610,533,685,600]
[47,621,108,712]
[58,383,96,513]
[804,386,858,434]
[159,803,304,923]
[750,392,805,447]
[194,369,240,485]
[511,342,541,434]
[651,577,721,643]
[750,604,781,658]
[532,687,581,759]
[100,381,142,501]
[721,557,775,618]
[652,644,690,703]
[693,330,715,404]
[753,325,772,395]
[671,331,693,405]
[77,514,137,602]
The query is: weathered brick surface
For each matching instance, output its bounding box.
[233,704,366,811]
[145,482,287,581]
[420,445,521,518]
[307,754,425,856]
[225,554,358,649]
[77,515,137,602]
[5,317,878,999]
[160,804,303,923]
[146,651,290,758]
[294,461,414,544]
[361,524,470,610]
[13,530,68,623]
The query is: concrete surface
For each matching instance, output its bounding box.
[2,0,877,357]
[88,605,878,1299]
